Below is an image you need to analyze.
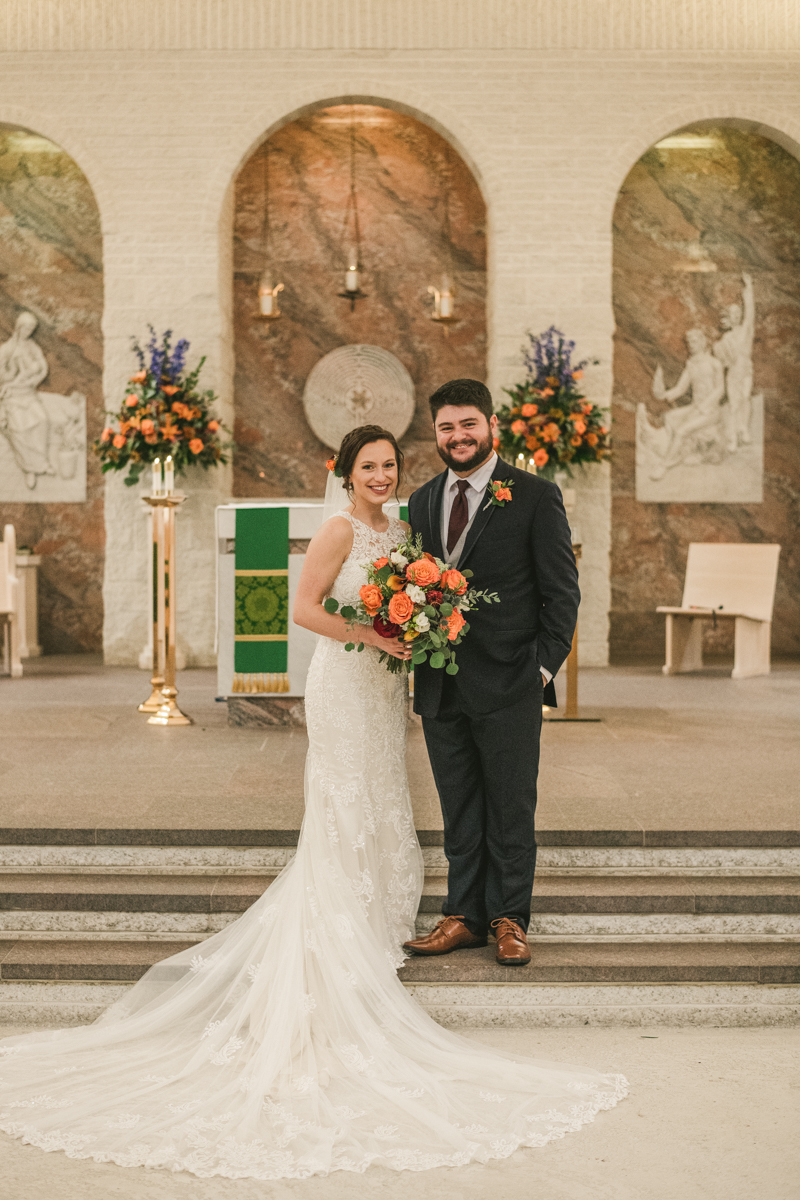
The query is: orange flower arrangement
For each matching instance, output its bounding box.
[92,327,228,488]
[322,529,499,676]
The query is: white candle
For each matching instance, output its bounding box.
[528,457,537,474]
[152,458,162,496]
[439,291,453,318]
[164,456,174,495]
[516,454,525,470]
[345,266,359,292]
[259,289,274,316]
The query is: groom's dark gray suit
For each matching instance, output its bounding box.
[409,458,579,934]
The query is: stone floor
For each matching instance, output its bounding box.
[0,1024,797,1200]
[1,655,798,833]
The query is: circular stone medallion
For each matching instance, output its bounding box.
[302,344,415,450]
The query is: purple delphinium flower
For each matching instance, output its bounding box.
[524,326,588,391]
[168,338,189,382]
[147,326,171,383]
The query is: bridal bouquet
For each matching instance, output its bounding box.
[323,532,499,675]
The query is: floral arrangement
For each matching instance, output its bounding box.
[93,328,229,487]
[494,326,610,479]
[323,531,499,675]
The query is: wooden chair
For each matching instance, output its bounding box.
[0,524,22,678]
[657,543,781,679]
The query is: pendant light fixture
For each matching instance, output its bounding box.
[256,143,284,320]
[428,145,458,330]
[337,109,368,311]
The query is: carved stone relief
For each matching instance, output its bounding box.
[0,311,87,503]
[302,343,415,451]
[636,274,763,503]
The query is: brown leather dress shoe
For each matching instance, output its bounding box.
[403,915,488,956]
[491,917,532,965]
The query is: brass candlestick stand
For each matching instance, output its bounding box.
[138,493,192,726]
[544,542,601,723]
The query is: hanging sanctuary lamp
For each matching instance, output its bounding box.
[256,143,284,320]
[337,110,368,311]
[428,146,458,329]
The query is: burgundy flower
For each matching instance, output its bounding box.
[373,616,401,639]
[426,589,443,606]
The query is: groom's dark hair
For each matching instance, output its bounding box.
[429,378,493,424]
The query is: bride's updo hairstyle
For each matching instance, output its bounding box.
[337,424,404,497]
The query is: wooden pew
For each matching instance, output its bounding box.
[657,543,781,679]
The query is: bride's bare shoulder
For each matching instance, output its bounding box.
[309,513,354,557]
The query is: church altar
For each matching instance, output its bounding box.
[216,500,408,701]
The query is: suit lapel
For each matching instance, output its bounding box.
[427,470,447,560]
[458,461,511,569]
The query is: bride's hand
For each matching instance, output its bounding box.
[362,626,412,661]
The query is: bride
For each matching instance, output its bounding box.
[0,425,626,1180]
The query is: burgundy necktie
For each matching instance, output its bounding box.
[447,479,470,553]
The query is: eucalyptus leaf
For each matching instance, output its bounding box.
[412,652,427,665]
[357,642,364,652]
[439,603,453,617]
[344,642,355,652]
[446,662,459,675]
[323,598,339,614]
[424,606,436,619]
[430,651,445,669]
[340,605,356,620]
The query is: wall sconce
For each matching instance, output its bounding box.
[258,271,284,320]
[428,274,457,324]
[337,112,368,311]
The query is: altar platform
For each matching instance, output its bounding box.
[0,656,798,1028]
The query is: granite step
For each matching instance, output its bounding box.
[1,938,797,985]
[0,874,798,941]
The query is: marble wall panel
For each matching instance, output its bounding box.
[611,125,800,660]
[233,104,486,498]
[0,128,103,653]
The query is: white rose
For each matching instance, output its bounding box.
[414,612,430,632]
[406,584,426,605]
[390,551,409,567]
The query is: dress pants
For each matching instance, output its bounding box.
[421,670,543,934]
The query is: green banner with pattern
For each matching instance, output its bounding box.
[234,507,289,673]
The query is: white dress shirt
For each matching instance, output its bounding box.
[439,451,552,684]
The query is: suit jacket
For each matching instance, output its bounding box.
[408,459,579,717]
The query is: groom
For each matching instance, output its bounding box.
[404,379,579,966]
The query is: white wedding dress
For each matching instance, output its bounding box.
[0,512,627,1179]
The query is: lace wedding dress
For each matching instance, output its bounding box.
[0,512,627,1179]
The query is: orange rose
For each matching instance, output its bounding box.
[207,420,219,432]
[387,574,405,592]
[162,385,179,396]
[511,419,528,436]
[585,432,598,447]
[582,402,592,414]
[572,370,584,380]
[373,557,389,569]
[533,448,549,467]
[494,486,512,502]
[525,435,540,451]
[140,418,155,436]
[388,591,414,625]
[542,422,560,443]
[130,370,147,383]
[541,387,554,398]
[440,569,468,595]
[189,438,204,454]
[112,433,127,449]
[521,403,538,417]
[406,558,440,588]
[599,426,608,435]
[100,427,113,442]
[125,394,138,408]
[573,420,586,435]
[492,436,500,449]
[359,583,383,615]
[326,458,336,472]
[570,434,582,447]
[145,434,158,445]
[446,609,466,641]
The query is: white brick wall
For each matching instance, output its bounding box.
[0,3,798,665]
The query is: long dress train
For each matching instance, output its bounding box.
[0,512,627,1179]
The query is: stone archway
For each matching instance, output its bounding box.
[610,120,800,662]
[232,102,487,498]
[0,124,104,653]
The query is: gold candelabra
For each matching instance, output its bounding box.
[138,490,192,726]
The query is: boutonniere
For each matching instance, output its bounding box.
[483,479,514,510]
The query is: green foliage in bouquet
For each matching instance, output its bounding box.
[495,326,610,480]
[92,327,230,487]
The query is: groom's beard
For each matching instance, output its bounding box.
[436,428,494,474]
